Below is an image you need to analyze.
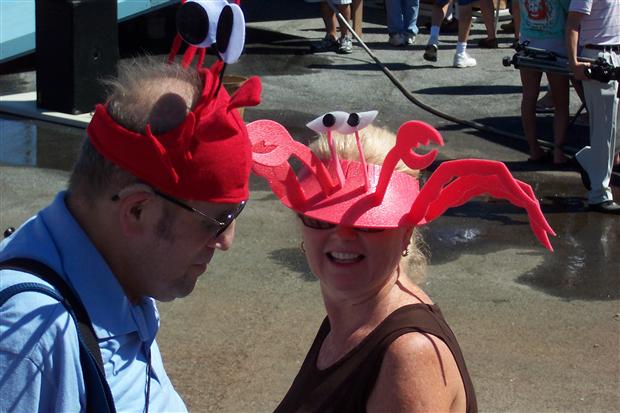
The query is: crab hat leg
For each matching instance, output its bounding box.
[408,159,555,251]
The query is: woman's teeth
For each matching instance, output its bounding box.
[327,252,363,263]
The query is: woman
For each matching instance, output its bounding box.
[518,0,571,166]
[247,113,554,412]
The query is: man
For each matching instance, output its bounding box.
[567,0,620,213]
[308,0,354,54]
[0,57,261,411]
[423,0,477,67]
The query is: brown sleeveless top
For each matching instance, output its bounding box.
[274,304,477,413]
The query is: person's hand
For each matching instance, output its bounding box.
[571,62,590,80]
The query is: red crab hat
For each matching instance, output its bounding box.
[87,0,261,203]
[247,111,555,251]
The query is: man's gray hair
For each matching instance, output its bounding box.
[68,56,203,202]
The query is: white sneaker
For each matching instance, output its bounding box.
[389,33,404,47]
[453,51,477,68]
[405,33,416,46]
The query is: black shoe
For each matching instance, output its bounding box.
[310,35,338,53]
[572,158,591,190]
[423,44,438,62]
[588,200,620,214]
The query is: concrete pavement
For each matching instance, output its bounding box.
[0,2,618,412]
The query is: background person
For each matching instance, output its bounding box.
[385,0,421,46]
[308,0,354,54]
[567,0,620,214]
[0,57,261,412]
[423,0,478,67]
[518,0,571,166]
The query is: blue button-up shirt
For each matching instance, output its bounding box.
[0,192,187,412]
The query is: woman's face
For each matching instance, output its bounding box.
[300,216,413,299]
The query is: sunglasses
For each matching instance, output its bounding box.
[297,214,385,233]
[112,188,246,238]
[153,190,246,237]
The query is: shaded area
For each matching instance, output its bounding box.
[268,248,314,282]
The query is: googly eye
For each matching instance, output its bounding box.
[176,0,246,63]
[216,4,245,63]
[336,111,378,134]
[306,111,349,133]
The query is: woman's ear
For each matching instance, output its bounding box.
[402,226,415,250]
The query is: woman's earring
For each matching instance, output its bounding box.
[300,241,306,254]
[402,248,409,257]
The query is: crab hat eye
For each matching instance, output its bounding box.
[336,110,378,134]
[176,0,246,63]
[307,111,349,133]
[216,3,245,63]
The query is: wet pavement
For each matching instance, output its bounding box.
[1,1,619,412]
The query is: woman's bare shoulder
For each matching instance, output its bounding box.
[366,332,466,413]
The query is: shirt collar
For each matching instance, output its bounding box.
[40,192,159,344]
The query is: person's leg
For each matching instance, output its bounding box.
[337,3,351,37]
[478,0,498,48]
[336,2,353,53]
[385,0,405,45]
[424,0,449,61]
[520,68,546,161]
[512,0,520,44]
[453,3,476,67]
[576,51,618,205]
[322,1,337,38]
[547,72,570,164]
[310,2,339,52]
[403,0,420,44]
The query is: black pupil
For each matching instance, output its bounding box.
[177,2,209,45]
[323,114,336,127]
[216,6,234,53]
[347,113,360,127]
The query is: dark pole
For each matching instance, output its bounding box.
[36,0,119,114]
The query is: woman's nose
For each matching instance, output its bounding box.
[334,225,357,239]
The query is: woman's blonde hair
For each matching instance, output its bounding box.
[309,125,427,282]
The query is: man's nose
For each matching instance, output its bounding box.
[208,220,236,250]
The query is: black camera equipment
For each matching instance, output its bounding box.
[503,42,620,83]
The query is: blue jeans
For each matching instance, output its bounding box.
[385,0,420,35]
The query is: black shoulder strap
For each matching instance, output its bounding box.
[0,257,117,413]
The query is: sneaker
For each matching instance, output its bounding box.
[453,51,477,68]
[405,33,416,46]
[310,35,338,53]
[477,37,498,48]
[338,36,353,54]
[423,44,438,62]
[389,33,404,47]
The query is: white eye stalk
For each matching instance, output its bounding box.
[176,0,246,63]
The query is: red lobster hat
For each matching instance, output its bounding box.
[248,111,555,251]
[87,0,261,203]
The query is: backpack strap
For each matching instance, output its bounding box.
[0,257,117,413]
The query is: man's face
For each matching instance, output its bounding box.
[132,198,240,302]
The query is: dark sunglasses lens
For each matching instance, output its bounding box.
[299,215,335,230]
[215,201,246,237]
[355,227,385,233]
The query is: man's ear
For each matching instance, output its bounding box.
[117,192,156,237]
